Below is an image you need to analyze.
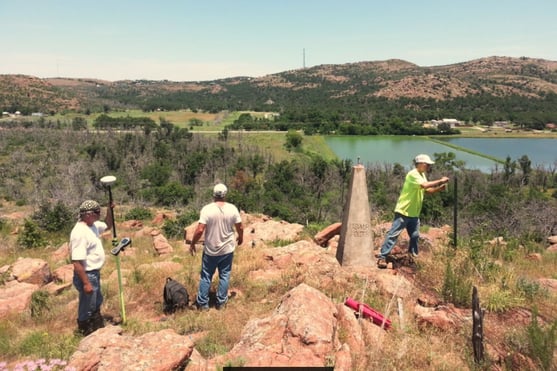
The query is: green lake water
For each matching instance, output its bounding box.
[325,136,557,172]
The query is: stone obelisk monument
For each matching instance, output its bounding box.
[336,163,374,266]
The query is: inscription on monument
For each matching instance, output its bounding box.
[350,222,370,238]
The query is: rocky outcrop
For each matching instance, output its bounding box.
[65,283,347,370]
[51,242,70,263]
[43,264,74,295]
[0,280,39,318]
[2,211,555,369]
[0,257,52,317]
[413,304,467,332]
[249,240,344,292]
[185,213,305,249]
[68,326,194,370]
[10,257,52,285]
[151,229,173,255]
[242,214,304,247]
[206,283,342,368]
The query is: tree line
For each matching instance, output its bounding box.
[226,112,460,135]
[0,121,555,250]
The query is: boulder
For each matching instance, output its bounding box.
[245,219,304,246]
[151,230,173,256]
[51,242,70,263]
[336,304,366,357]
[413,304,466,332]
[120,219,144,229]
[250,240,343,290]
[0,281,39,317]
[374,270,414,299]
[184,222,203,244]
[68,326,194,370]
[151,213,174,225]
[210,283,340,368]
[52,264,74,283]
[10,257,52,285]
[314,222,342,246]
[42,264,75,295]
[185,213,303,248]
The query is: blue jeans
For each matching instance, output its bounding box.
[196,252,234,308]
[73,270,103,321]
[379,213,420,259]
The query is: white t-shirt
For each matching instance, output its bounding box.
[199,202,241,256]
[70,221,107,271]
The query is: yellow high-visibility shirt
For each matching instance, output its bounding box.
[394,168,427,217]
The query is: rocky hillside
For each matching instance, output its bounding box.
[2,56,557,114]
[1,209,556,370]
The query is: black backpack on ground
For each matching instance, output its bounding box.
[163,277,189,314]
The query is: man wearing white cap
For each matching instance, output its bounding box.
[377,154,449,269]
[71,199,113,335]
[190,183,244,310]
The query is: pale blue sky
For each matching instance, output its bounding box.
[2,0,556,81]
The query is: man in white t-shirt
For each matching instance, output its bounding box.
[190,183,244,310]
[70,199,113,335]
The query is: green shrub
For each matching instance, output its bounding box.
[484,289,524,313]
[0,217,8,234]
[30,290,50,319]
[526,309,557,370]
[141,182,194,206]
[162,210,199,239]
[162,220,185,239]
[124,207,153,221]
[17,219,47,249]
[32,201,73,233]
[441,261,472,307]
[516,277,547,301]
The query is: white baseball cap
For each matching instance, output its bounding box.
[213,183,228,197]
[414,154,435,165]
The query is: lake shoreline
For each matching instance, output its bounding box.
[441,127,557,139]
[324,135,556,172]
[428,138,506,164]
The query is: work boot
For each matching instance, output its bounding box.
[77,319,94,336]
[90,310,105,331]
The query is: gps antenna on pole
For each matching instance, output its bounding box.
[100,175,128,324]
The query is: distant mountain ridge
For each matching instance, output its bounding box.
[2,56,557,116]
